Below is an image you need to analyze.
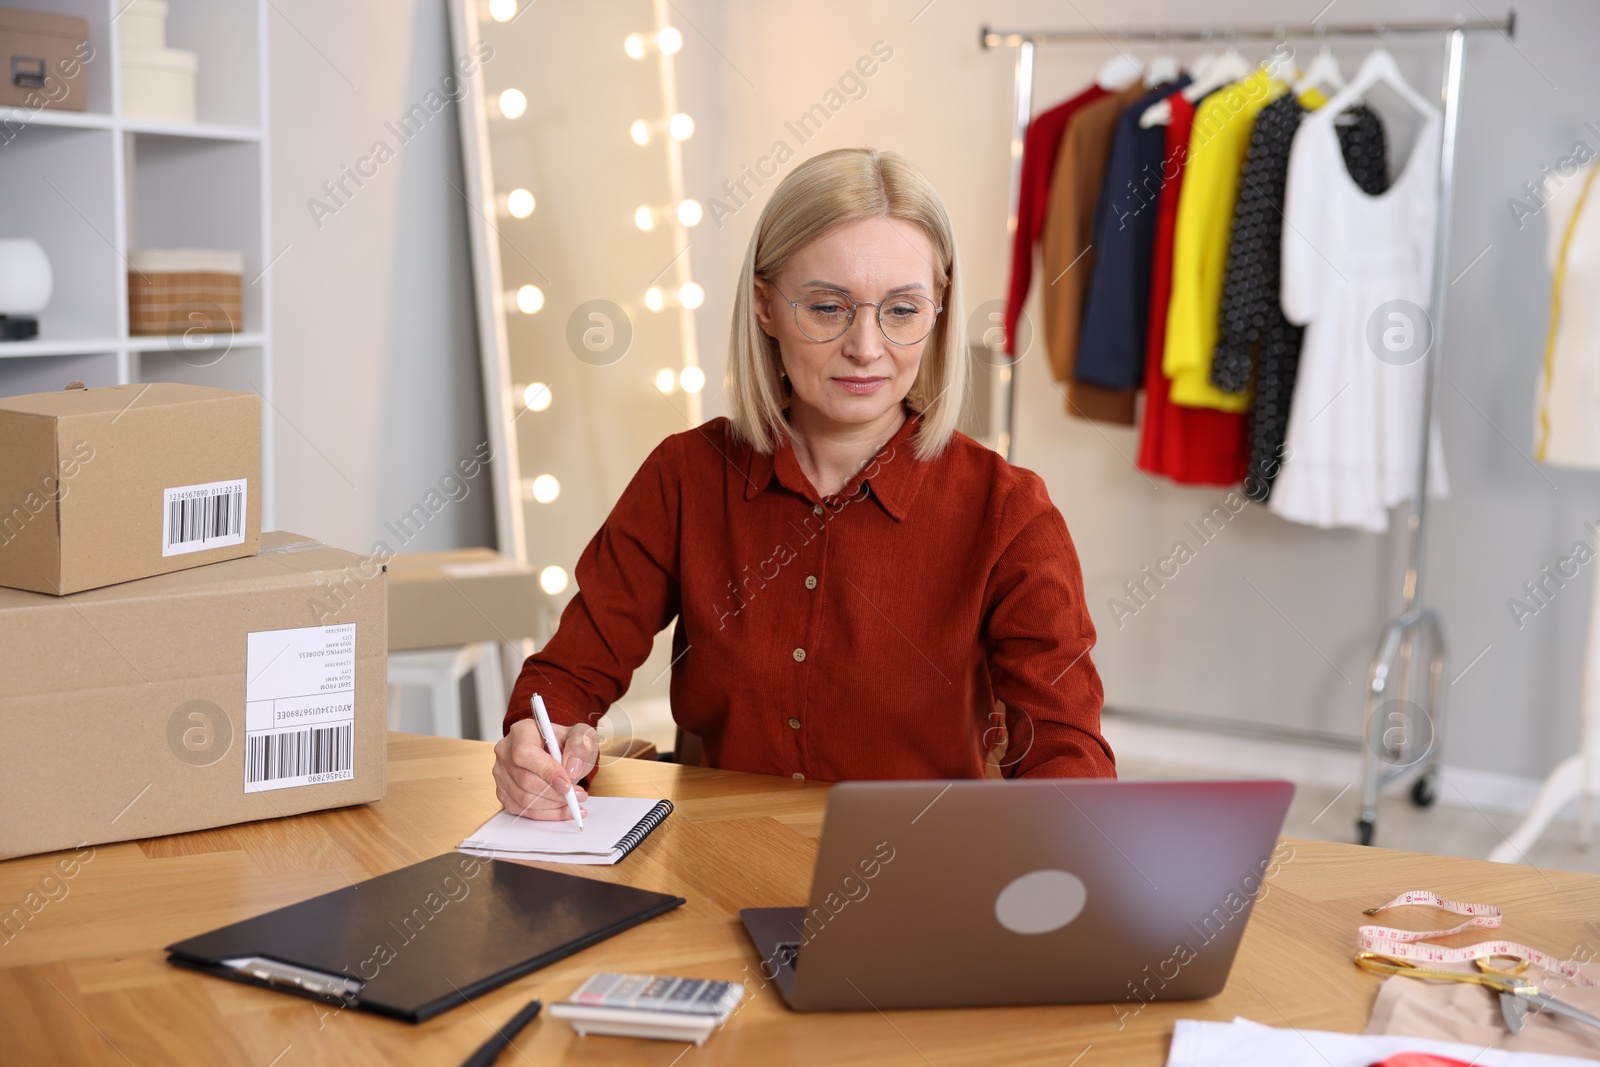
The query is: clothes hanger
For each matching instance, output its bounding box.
[1181,45,1250,99]
[1184,25,1252,99]
[1095,40,1145,91]
[1189,28,1218,84]
[1145,52,1182,86]
[1293,38,1346,96]
[1316,35,1440,124]
[1140,28,1249,127]
[1144,28,1181,87]
[1260,25,1299,84]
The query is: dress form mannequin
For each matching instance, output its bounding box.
[1490,159,1600,862]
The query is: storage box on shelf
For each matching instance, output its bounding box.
[118,0,198,124]
[128,248,243,335]
[0,7,89,111]
[122,45,196,123]
[119,0,165,51]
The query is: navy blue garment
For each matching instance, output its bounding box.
[1074,76,1191,392]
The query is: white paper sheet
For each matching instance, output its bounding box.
[1167,1017,1600,1067]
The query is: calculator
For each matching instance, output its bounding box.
[548,972,746,1044]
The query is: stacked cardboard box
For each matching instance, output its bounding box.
[387,547,542,651]
[0,384,387,860]
[0,381,261,594]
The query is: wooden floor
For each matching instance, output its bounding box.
[3,732,1599,1065]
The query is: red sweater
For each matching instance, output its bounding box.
[505,409,1115,782]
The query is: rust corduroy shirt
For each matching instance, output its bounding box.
[504,408,1116,782]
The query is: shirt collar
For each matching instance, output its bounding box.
[743,406,928,523]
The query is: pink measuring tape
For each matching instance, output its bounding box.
[1358,890,1600,986]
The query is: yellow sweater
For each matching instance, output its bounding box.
[1162,69,1291,412]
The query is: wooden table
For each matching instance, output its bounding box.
[3,733,1599,1065]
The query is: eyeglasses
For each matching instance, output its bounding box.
[768,283,943,346]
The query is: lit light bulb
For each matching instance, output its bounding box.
[529,474,560,503]
[679,366,706,393]
[634,205,655,232]
[629,119,650,146]
[623,33,646,59]
[539,565,569,595]
[655,368,677,394]
[488,0,517,22]
[658,27,683,54]
[676,199,703,227]
[645,286,665,312]
[515,284,544,314]
[497,88,526,119]
[506,188,535,218]
[668,113,694,140]
[523,381,552,411]
[679,282,704,309]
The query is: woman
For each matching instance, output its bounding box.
[493,147,1114,821]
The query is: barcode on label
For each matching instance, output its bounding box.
[246,724,352,785]
[162,479,249,556]
[169,489,242,546]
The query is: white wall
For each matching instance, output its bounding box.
[268,0,493,557]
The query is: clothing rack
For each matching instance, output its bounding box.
[980,14,1516,847]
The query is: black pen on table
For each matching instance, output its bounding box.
[459,997,542,1067]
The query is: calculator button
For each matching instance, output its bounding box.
[639,977,675,1000]
[667,978,705,1004]
[612,974,650,1005]
[573,972,621,1003]
[695,980,732,1003]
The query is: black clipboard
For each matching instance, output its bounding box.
[165,853,685,1022]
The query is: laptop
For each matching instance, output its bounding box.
[740,778,1294,1012]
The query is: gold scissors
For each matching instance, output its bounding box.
[1356,952,1600,1035]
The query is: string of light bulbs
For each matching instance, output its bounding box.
[630,0,705,418]
[484,0,567,597]
[484,0,704,599]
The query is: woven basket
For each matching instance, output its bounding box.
[128,249,243,336]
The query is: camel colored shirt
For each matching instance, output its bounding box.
[1041,79,1147,424]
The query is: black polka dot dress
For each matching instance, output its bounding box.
[1211,94,1389,502]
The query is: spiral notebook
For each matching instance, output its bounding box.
[459,797,674,865]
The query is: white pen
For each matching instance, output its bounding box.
[531,693,585,830]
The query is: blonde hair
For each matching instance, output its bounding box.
[726,147,969,461]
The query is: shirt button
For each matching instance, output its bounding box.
[788,717,801,730]
[792,772,805,780]
[812,504,824,517]
[792,647,806,663]
[804,575,818,590]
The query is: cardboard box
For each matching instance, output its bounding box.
[0,532,387,861]
[0,7,89,112]
[0,382,261,595]
[387,548,544,651]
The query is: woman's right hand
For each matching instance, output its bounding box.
[492,718,599,821]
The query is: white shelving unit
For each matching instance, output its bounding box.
[0,0,273,525]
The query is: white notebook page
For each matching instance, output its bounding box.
[459,797,666,863]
